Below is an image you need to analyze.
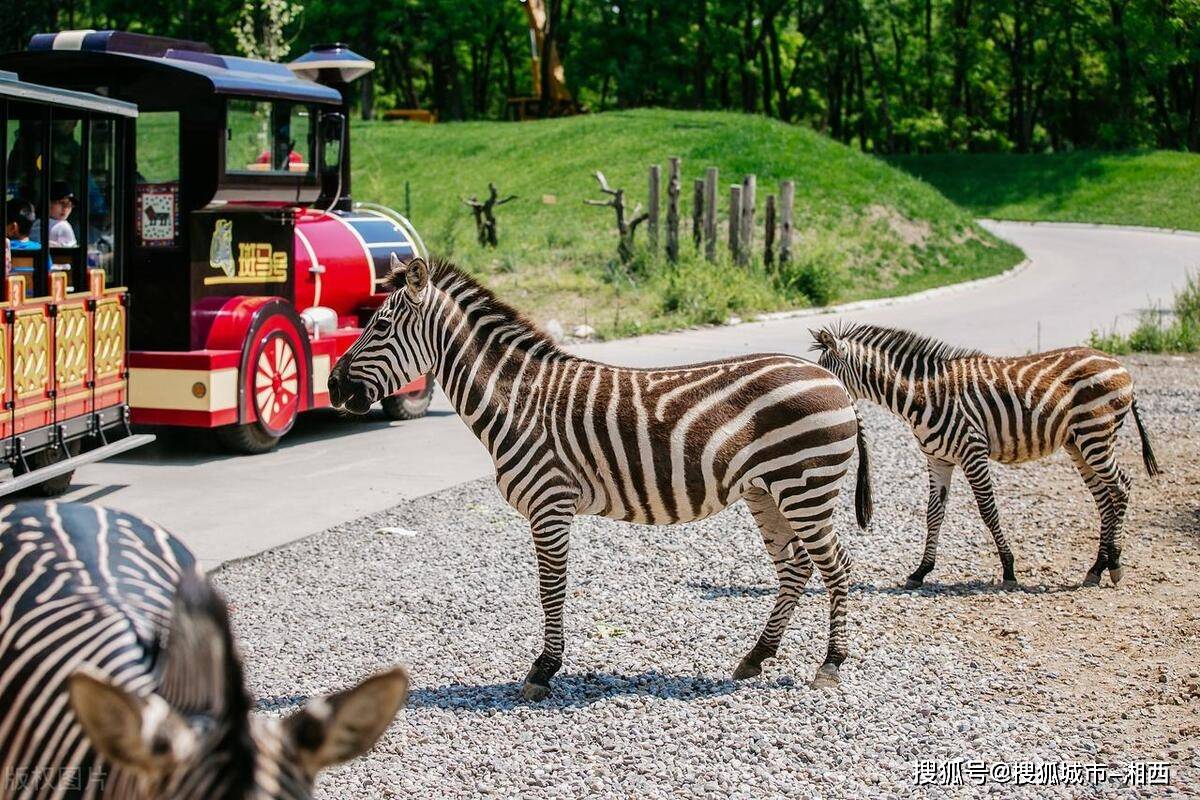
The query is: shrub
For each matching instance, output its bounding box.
[1087,271,1200,353]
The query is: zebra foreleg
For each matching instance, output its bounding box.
[961,447,1018,588]
[520,507,574,702]
[906,457,955,589]
[736,488,814,680]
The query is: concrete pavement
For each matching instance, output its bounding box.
[50,221,1200,568]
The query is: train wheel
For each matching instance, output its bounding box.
[217,330,302,455]
[14,441,81,497]
[381,375,435,421]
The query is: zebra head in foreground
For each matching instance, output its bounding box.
[811,323,1160,590]
[0,502,409,800]
[332,255,872,700]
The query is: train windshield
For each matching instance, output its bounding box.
[225,99,313,176]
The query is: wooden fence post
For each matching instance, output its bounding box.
[667,157,681,263]
[648,164,661,252]
[739,174,756,266]
[764,194,776,267]
[692,179,704,251]
[703,167,718,262]
[729,185,742,263]
[779,180,795,265]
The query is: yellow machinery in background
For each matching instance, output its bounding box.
[509,0,580,120]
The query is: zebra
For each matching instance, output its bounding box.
[0,501,409,800]
[328,255,873,700]
[811,323,1160,590]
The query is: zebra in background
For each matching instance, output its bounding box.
[328,255,873,699]
[0,501,409,800]
[811,324,1160,590]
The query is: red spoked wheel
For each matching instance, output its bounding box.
[217,316,308,455]
[252,332,301,436]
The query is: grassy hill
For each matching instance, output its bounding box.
[891,150,1200,232]
[353,109,1022,338]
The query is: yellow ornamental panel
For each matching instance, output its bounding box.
[56,305,90,389]
[13,310,50,399]
[93,298,125,380]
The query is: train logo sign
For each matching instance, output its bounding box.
[209,219,235,277]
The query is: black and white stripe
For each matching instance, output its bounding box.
[0,501,407,799]
[813,324,1160,589]
[330,257,873,697]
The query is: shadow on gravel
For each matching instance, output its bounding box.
[691,578,1085,599]
[404,670,772,712]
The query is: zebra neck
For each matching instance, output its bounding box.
[430,305,572,451]
[863,365,933,423]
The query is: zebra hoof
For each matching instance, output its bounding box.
[1109,567,1124,586]
[1082,571,1103,587]
[904,576,924,590]
[810,663,840,690]
[1000,579,1020,590]
[733,658,762,681]
[519,680,552,702]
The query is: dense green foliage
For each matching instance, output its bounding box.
[1090,272,1200,352]
[13,1,1200,153]
[892,150,1200,230]
[351,109,1021,336]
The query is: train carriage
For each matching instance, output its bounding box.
[0,71,153,495]
[1,31,433,455]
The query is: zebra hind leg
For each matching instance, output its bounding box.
[1071,436,1130,587]
[736,488,815,681]
[1067,443,1114,587]
[766,475,853,688]
[961,446,1018,588]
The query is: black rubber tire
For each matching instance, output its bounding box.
[381,376,435,421]
[215,422,282,455]
[14,442,81,497]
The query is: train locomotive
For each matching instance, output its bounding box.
[1,31,433,455]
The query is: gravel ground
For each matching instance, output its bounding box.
[216,355,1199,798]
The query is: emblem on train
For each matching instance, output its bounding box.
[209,219,236,277]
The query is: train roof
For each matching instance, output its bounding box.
[13,30,341,105]
[0,68,137,117]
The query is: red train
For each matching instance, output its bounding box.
[1,31,432,455]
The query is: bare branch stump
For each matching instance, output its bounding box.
[648,164,661,252]
[764,194,777,267]
[462,183,517,247]
[585,171,649,265]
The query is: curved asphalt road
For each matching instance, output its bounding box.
[53,221,1200,568]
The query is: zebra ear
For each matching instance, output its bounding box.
[284,666,409,774]
[68,667,198,775]
[405,257,430,298]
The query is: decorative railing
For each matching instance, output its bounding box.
[2,270,128,439]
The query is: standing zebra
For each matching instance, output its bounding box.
[328,255,873,699]
[811,324,1160,590]
[0,501,409,800]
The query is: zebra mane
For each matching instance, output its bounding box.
[390,257,561,351]
[814,323,984,363]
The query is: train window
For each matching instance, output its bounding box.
[226,98,312,175]
[88,118,121,282]
[48,111,84,280]
[5,102,48,284]
[136,112,180,184]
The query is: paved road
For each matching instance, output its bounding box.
[49,221,1200,568]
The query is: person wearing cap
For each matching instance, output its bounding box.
[48,181,78,248]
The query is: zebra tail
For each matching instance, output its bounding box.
[854,407,874,530]
[1131,397,1162,478]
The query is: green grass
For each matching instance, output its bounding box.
[1089,272,1200,354]
[891,150,1200,232]
[353,109,1022,338]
